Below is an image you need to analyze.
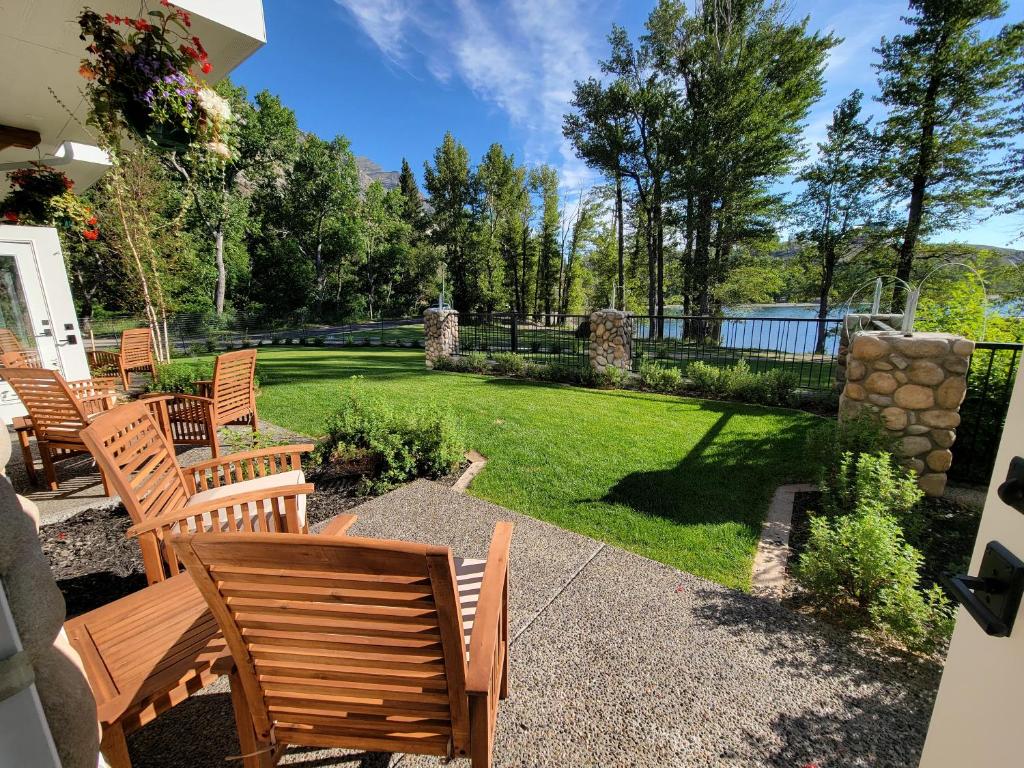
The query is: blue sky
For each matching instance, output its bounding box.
[232,0,1023,248]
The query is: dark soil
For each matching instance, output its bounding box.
[41,463,471,618]
[786,489,982,590]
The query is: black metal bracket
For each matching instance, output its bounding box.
[945,541,1024,637]
[997,456,1024,514]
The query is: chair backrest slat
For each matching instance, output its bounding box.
[121,328,154,369]
[1,368,90,443]
[0,328,24,354]
[172,533,471,756]
[212,349,257,424]
[80,401,191,524]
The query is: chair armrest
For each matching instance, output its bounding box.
[466,521,513,695]
[319,514,358,536]
[140,391,215,406]
[126,483,316,537]
[186,444,315,491]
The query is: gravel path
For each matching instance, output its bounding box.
[123,480,941,768]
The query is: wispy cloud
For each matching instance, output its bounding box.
[333,0,608,192]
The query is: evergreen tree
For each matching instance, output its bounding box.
[874,0,1021,304]
[423,132,482,312]
[398,158,425,230]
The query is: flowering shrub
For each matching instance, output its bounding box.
[77,2,233,160]
[0,166,99,240]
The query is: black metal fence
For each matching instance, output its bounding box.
[457,314,590,368]
[79,313,423,355]
[632,314,842,391]
[455,312,842,391]
[950,341,1022,486]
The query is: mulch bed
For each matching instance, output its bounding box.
[40,463,471,619]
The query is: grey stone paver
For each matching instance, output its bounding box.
[124,479,940,768]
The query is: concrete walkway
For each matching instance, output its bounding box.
[124,479,940,768]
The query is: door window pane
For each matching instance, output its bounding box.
[0,253,35,353]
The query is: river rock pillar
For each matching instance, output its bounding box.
[839,330,974,497]
[423,308,459,369]
[588,309,633,375]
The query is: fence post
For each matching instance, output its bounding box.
[510,314,518,354]
[839,329,973,496]
[588,309,633,375]
[423,308,459,369]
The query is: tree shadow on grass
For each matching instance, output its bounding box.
[689,582,941,767]
[598,400,815,529]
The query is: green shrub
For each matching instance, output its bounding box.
[463,351,489,372]
[204,337,218,353]
[272,337,284,346]
[806,412,893,479]
[493,352,526,376]
[796,509,953,653]
[823,451,923,520]
[311,379,465,493]
[145,359,214,394]
[596,365,630,388]
[314,336,326,346]
[639,361,683,393]
[684,360,796,405]
[685,361,726,394]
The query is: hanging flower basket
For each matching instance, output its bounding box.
[77,3,234,161]
[0,166,99,240]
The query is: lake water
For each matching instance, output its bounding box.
[635,304,844,356]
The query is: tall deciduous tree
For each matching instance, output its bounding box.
[278,134,360,312]
[649,0,835,320]
[424,132,481,312]
[182,81,299,314]
[529,165,561,322]
[874,0,1020,304]
[564,81,631,308]
[796,90,876,352]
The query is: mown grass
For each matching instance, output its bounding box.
[251,346,821,590]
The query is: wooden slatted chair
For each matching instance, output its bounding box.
[0,348,42,368]
[80,400,315,585]
[147,349,258,457]
[170,523,512,768]
[0,367,119,490]
[96,327,157,389]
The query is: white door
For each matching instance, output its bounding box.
[0,227,89,420]
[919,362,1024,766]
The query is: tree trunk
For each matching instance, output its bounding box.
[615,174,625,310]
[214,228,226,315]
[646,207,656,325]
[815,242,835,355]
[893,62,943,309]
[653,179,664,339]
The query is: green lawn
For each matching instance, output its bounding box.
[252,346,822,590]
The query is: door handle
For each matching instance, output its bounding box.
[944,541,1024,637]
[997,456,1024,514]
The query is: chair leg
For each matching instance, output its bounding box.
[100,722,132,768]
[229,668,275,767]
[469,693,494,768]
[250,408,259,433]
[99,466,112,497]
[118,361,129,391]
[38,442,58,491]
[16,428,37,485]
